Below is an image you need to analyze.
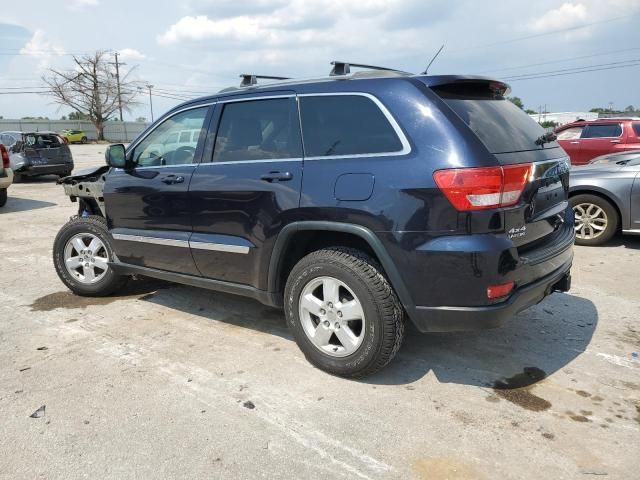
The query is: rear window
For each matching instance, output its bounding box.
[582,124,622,138]
[432,84,551,154]
[556,126,584,140]
[299,95,403,157]
[23,133,62,148]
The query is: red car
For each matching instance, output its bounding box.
[555,118,640,165]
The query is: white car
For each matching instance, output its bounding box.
[0,143,14,207]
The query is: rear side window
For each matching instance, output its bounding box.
[432,84,550,154]
[634,123,640,136]
[299,95,403,157]
[556,126,584,140]
[213,97,302,162]
[582,124,622,138]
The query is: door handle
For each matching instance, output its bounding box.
[610,140,621,143]
[160,174,185,185]
[260,171,293,182]
[570,141,580,144]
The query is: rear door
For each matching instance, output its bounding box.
[188,93,303,287]
[556,125,585,165]
[579,123,624,164]
[104,104,212,275]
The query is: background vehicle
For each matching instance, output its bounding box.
[0,131,74,180]
[555,118,640,165]
[61,129,88,144]
[569,150,640,245]
[0,144,13,207]
[53,64,573,377]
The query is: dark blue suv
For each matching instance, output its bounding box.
[53,63,574,377]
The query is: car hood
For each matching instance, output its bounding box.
[57,165,109,184]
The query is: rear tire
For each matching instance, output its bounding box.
[53,216,127,296]
[0,188,7,207]
[570,194,618,246]
[81,137,88,144]
[284,247,404,378]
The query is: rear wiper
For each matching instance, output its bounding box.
[535,131,557,146]
[615,159,631,165]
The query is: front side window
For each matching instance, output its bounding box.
[213,97,302,162]
[556,126,584,140]
[582,124,622,138]
[299,95,403,157]
[132,107,208,167]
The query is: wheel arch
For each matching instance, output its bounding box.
[268,221,414,310]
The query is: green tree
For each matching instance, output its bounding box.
[525,109,536,115]
[507,96,524,109]
[135,116,147,122]
[589,107,605,113]
[68,111,90,121]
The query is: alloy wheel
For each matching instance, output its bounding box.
[298,276,366,357]
[573,202,608,240]
[63,233,109,284]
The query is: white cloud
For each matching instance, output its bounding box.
[118,48,145,61]
[530,2,588,32]
[68,0,99,10]
[19,29,65,69]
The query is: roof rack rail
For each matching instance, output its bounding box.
[329,61,408,76]
[239,74,291,87]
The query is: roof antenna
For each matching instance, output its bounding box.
[422,44,444,75]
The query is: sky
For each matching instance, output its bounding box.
[1,0,639,120]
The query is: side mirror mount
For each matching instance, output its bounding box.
[105,144,128,169]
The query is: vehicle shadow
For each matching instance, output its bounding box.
[365,293,597,387]
[137,279,597,389]
[601,234,640,250]
[0,197,57,213]
[15,175,61,184]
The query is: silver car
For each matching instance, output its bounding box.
[569,151,640,245]
[0,131,74,181]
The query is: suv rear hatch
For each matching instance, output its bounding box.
[21,132,73,168]
[425,77,571,252]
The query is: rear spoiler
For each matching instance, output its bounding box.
[414,75,511,97]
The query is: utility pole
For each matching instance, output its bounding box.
[146,84,154,122]
[110,52,126,121]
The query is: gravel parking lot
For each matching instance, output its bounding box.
[1,144,639,479]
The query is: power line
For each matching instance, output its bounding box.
[506,61,640,82]
[503,58,640,80]
[449,13,637,54]
[477,47,640,75]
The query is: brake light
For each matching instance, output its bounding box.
[0,144,9,169]
[433,163,532,211]
[487,281,514,299]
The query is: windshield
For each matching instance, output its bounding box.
[432,84,558,154]
[591,152,640,165]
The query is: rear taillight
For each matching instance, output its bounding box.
[487,281,515,299]
[0,145,9,169]
[433,163,532,211]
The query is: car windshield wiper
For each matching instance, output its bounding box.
[615,159,632,165]
[535,131,557,146]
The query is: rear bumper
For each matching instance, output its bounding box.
[408,259,572,332]
[0,168,13,189]
[19,164,73,176]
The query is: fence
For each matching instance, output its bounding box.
[0,119,150,142]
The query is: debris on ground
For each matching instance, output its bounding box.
[29,405,46,418]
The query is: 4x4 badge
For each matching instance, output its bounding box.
[508,225,527,239]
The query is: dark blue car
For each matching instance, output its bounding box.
[53,64,574,377]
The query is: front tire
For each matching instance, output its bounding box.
[0,188,7,207]
[81,137,88,144]
[284,247,404,378]
[53,216,127,296]
[570,194,618,246]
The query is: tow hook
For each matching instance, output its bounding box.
[552,273,572,293]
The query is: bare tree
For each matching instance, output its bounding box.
[42,50,140,140]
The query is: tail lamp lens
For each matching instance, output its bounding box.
[434,164,532,211]
[1,145,9,169]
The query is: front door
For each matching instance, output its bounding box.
[104,105,212,275]
[189,94,303,288]
[631,171,640,231]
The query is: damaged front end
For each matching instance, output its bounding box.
[57,166,110,217]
